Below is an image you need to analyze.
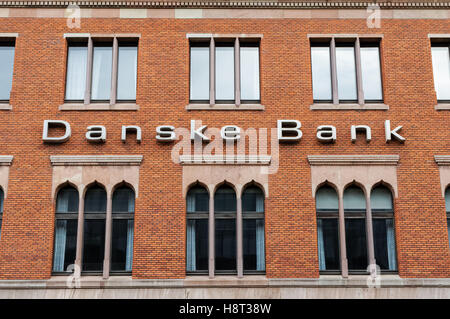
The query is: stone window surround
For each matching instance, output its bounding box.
[434,156,450,197]
[50,155,143,279]
[181,154,270,278]
[186,33,264,111]
[429,34,450,111]
[308,154,399,278]
[308,34,389,111]
[0,33,19,111]
[59,33,141,112]
[0,156,13,220]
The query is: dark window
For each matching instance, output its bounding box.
[53,186,79,272]
[111,186,135,272]
[242,186,265,272]
[83,185,106,272]
[0,188,3,240]
[186,186,209,273]
[214,185,236,272]
[316,185,340,271]
[446,188,450,248]
[0,39,16,102]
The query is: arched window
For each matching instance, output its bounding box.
[446,187,450,248]
[0,188,4,240]
[344,185,368,271]
[83,185,107,272]
[111,186,135,272]
[242,186,265,272]
[316,185,340,271]
[371,185,397,271]
[53,186,79,272]
[214,185,236,272]
[186,185,209,273]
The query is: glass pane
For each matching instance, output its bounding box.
[91,46,112,100]
[65,46,87,100]
[82,219,105,271]
[243,219,265,271]
[360,47,383,101]
[53,219,77,272]
[214,185,236,212]
[0,188,3,213]
[111,219,134,271]
[371,186,393,211]
[446,188,450,213]
[316,186,338,211]
[117,46,137,101]
[336,46,357,101]
[344,186,366,211]
[373,219,397,271]
[84,186,107,213]
[240,47,260,100]
[56,187,79,213]
[215,219,236,271]
[317,218,340,270]
[112,187,135,213]
[0,46,15,101]
[448,219,450,248]
[215,46,235,100]
[242,186,264,212]
[431,47,450,101]
[190,47,210,101]
[0,219,2,240]
[345,218,368,270]
[311,46,332,101]
[186,219,208,271]
[187,186,209,213]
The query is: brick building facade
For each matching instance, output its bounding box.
[0,0,449,298]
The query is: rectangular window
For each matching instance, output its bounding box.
[189,37,261,105]
[373,218,397,271]
[310,37,383,105]
[111,219,134,271]
[186,219,209,272]
[53,219,78,272]
[431,43,450,102]
[215,219,236,271]
[0,39,16,102]
[317,218,340,271]
[345,218,368,271]
[243,219,265,271]
[82,219,105,271]
[65,37,138,104]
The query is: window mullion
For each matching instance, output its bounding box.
[355,38,365,105]
[234,38,241,106]
[330,37,339,105]
[102,191,113,279]
[84,37,93,105]
[208,193,215,278]
[236,195,243,278]
[365,191,376,273]
[338,190,348,277]
[110,37,118,105]
[74,192,84,278]
[209,37,215,106]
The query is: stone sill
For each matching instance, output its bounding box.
[59,103,139,111]
[186,103,264,111]
[0,104,12,111]
[310,103,389,111]
[435,103,450,110]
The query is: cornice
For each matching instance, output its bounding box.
[1,1,450,9]
[0,156,13,166]
[434,155,450,166]
[307,155,400,166]
[50,155,143,166]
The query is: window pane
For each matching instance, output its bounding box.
[186,219,208,271]
[344,186,366,211]
[84,186,107,213]
[111,219,134,271]
[112,187,135,213]
[117,46,137,101]
[53,219,77,272]
[311,46,332,101]
[190,47,210,101]
[91,46,112,100]
[360,47,383,101]
[317,218,340,270]
[0,46,15,100]
[448,218,450,248]
[187,186,209,213]
[82,219,105,271]
[65,46,87,100]
[345,218,368,270]
[214,186,236,212]
[56,187,79,213]
[431,47,450,101]
[240,47,260,101]
[445,188,450,213]
[215,219,236,271]
[215,46,235,100]
[0,219,2,240]
[371,186,393,211]
[316,186,338,211]
[373,219,397,271]
[336,46,357,101]
[242,186,264,213]
[243,219,265,271]
[0,188,3,213]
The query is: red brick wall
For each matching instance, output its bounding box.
[0,16,449,279]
